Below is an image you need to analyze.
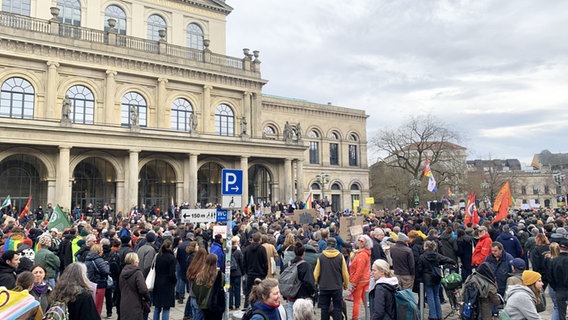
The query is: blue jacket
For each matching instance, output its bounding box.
[484,251,513,295]
[210,241,225,269]
[495,232,522,258]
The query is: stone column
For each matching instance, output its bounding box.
[272,182,280,203]
[46,179,56,207]
[46,62,59,119]
[176,182,184,206]
[56,146,71,208]
[116,180,125,214]
[202,85,212,134]
[284,158,292,202]
[105,70,117,124]
[241,156,249,201]
[157,78,168,127]
[128,150,140,210]
[189,153,199,206]
[295,159,304,200]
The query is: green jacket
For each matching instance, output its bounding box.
[34,248,61,279]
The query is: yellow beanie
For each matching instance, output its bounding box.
[522,270,541,286]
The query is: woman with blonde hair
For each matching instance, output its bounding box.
[262,234,278,278]
[349,234,372,320]
[279,233,296,270]
[369,259,398,319]
[119,252,150,320]
[503,270,543,320]
[544,242,560,320]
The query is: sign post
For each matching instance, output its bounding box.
[221,169,242,320]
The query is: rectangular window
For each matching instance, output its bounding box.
[330,143,339,165]
[309,141,319,164]
[533,186,539,195]
[544,185,550,194]
[521,186,526,195]
[349,145,358,166]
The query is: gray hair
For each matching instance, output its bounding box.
[293,298,315,320]
[358,235,374,249]
[372,228,384,238]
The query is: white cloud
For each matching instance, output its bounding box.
[227,0,568,166]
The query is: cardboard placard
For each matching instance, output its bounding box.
[291,209,318,225]
[339,215,364,244]
[349,224,363,237]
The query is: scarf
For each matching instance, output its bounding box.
[32,282,49,295]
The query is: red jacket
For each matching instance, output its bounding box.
[350,249,371,285]
[472,233,492,266]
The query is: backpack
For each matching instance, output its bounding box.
[43,301,69,320]
[460,281,481,320]
[241,306,268,320]
[278,260,306,298]
[394,288,419,320]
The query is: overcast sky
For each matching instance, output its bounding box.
[225,0,568,167]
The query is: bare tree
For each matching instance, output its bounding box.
[371,113,463,180]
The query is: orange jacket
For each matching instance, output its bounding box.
[349,249,371,285]
[472,233,492,266]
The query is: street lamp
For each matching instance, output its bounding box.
[410,179,421,207]
[554,172,565,207]
[315,172,330,202]
[480,181,490,209]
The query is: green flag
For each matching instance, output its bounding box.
[1,195,10,209]
[48,204,71,231]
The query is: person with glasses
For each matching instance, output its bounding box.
[503,270,544,320]
[349,235,372,320]
[472,226,492,267]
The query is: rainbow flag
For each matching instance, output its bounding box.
[3,233,25,252]
[0,287,42,320]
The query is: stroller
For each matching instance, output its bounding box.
[441,268,463,319]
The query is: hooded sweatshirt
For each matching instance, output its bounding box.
[243,242,268,278]
[504,285,542,320]
[371,276,399,320]
[313,248,349,291]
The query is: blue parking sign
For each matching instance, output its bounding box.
[221,169,243,195]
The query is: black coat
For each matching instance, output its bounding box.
[456,235,474,267]
[0,261,16,289]
[68,289,101,320]
[370,281,396,320]
[243,242,268,278]
[152,251,176,308]
[119,264,150,320]
[289,257,316,299]
[418,249,455,285]
[230,246,244,277]
[85,252,110,289]
[371,237,387,264]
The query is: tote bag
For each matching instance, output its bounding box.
[145,255,157,290]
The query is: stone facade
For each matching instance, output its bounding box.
[0,1,368,213]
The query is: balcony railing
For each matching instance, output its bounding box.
[0,11,255,74]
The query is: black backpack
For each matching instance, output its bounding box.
[241,306,268,320]
[460,280,481,320]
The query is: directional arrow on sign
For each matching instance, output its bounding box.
[230,186,239,192]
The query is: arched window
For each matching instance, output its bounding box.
[264,126,275,135]
[308,130,320,164]
[147,14,166,41]
[350,183,360,191]
[331,183,341,190]
[215,104,234,136]
[186,23,204,50]
[121,92,147,127]
[66,85,94,124]
[104,5,126,35]
[57,0,81,26]
[171,98,193,131]
[2,0,31,16]
[0,77,34,119]
[329,131,340,166]
[348,133,359,166]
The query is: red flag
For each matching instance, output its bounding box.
[492,182,512,222]
[19,195,32,219]
[472,206,480,226]
[464,192,475,225]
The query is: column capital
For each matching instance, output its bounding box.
[189,152,200,158]
[158,77,169,84]
[47,61,60,68]
[203,85,213,90]
[244,91,252,97]
[129,148,141,153]
[58,145,71,150]
[106,70,117,77]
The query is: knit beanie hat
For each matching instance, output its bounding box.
[522,270,541,286]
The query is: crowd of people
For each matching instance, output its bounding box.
[0,200,566,320]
